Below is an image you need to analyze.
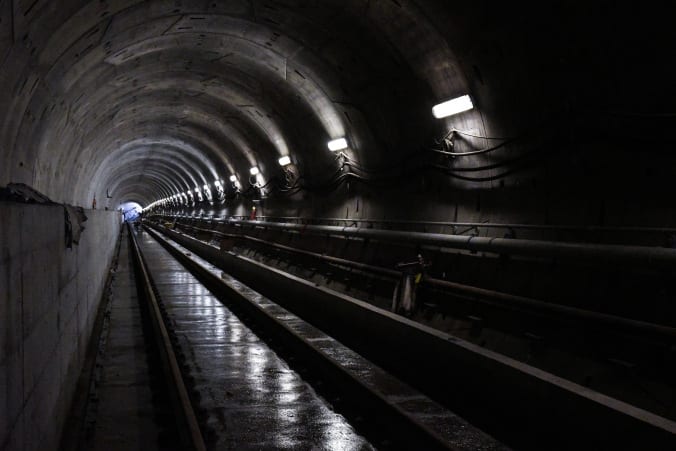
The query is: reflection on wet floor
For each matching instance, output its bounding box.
[139,234,375,450]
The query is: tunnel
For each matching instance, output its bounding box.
[1,1,676,450]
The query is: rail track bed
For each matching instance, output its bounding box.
[103,223,507,450]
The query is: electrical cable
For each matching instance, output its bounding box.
[243,113,565,199]
[450,129,515,140]
[432,112,566,157]
[432,128,535,157]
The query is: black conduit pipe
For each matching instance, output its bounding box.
[171,221,676,343]
[216,219,676,269]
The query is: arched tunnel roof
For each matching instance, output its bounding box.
[1,1,674,208]
[0,0,469,207]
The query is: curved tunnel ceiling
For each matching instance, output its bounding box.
[0,0,475,208]
[6,2,668,209]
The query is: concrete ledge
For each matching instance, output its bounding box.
[149,221,676,450]
[145,225,509,450]
[0,204,120,451]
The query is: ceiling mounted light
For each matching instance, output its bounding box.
[195,187,200,193]
[203,184,209,190]
[250,166,260,176]
[214,180,222,187]
[278,155,291,166]
[327,137,348,151]
[432,95,473,119]
[229,175,238,182]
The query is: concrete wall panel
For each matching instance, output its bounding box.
[0,203,120,451]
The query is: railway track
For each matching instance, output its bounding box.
[125,223,506,450]
[155,215,676,423]
[141,219,676,450]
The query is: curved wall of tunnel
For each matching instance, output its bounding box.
[1,0,476,209]
[2,1,676,450]
[2,1,674,220]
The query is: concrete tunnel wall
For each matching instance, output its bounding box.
[1,1,675,223]
[0,205,120,451]
[0,1,676,448]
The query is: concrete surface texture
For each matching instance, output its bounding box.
[0,1,675,448]
[1,0,674,219]
[84,227,179,451]
[138,231,375,450]
[0,204,120,451]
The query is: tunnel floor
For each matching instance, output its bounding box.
[63,219,676,450]
[76,226,375,450]
[82,227,180,450]
[136,228,374,450]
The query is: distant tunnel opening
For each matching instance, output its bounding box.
[119,201,142,221]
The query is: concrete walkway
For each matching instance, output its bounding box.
[138,227,374,450]
[83,228,180,451]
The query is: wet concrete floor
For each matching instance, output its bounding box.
[86,228,179,451]
[138,230,375,450]
[146,225,509,451]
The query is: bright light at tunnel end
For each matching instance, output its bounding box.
[432,94,474,119]
[327,137,348,151]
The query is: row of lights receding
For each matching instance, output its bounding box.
[148,95,472,209]
[324,94,472,149]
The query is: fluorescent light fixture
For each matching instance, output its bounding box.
[250,166,260,176]
[229,175,238,182]
[328,137,348,151]
[432,95,473,119]
[278,155,291,166]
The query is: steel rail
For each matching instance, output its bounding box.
[174,221,676,343]
[127,223,207,451]
[206,219,676,269]
[146,220,676,450]
[180,213,676,235]
[142,224,492,451]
